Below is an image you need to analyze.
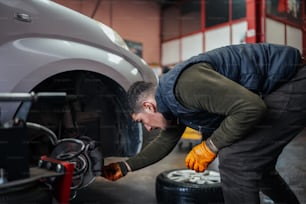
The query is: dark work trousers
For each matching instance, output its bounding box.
[218,65,306,204]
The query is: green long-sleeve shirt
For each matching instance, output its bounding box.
[126,62,266,171]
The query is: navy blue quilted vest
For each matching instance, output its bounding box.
[156,43,301,136]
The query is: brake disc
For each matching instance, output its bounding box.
[50,136,102,199]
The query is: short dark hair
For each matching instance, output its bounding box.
[127,81,156,114]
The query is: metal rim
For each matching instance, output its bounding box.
[166,169,221,185]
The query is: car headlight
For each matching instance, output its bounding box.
[97,21,129,51]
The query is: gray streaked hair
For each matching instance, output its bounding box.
[127,81,156,114]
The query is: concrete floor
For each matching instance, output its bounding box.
[71,130,306,204]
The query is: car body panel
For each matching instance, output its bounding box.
[0,0,157,123]
[0,0,157,159]
[0,37,145,122]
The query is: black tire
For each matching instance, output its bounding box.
[0,181,52,204]
[156,168,224,204]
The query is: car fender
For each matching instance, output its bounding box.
[0,37,150,123]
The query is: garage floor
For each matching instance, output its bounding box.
[71,130,306,204]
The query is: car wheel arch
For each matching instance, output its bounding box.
[13,59,142,93]
[19,69,143,165]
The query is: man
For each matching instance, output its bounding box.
[102,43,306,204]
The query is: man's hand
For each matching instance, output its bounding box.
[102,162,129,181]
[185,141,217,172]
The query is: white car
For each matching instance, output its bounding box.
[0,0,156,200]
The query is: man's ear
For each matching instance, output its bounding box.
[142,101,156,113]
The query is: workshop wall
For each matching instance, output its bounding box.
[160,0,304,66]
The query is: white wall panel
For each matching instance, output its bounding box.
[232,21,247,44]
[286,25,302,53]
[181,33,203,61]
[205,26,230,51]
[266,18,285,45]
[161,39,180,65]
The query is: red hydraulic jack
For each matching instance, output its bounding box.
[39,155,75,204]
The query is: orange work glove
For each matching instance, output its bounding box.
[102,162,129,181]
[185,141,217,172]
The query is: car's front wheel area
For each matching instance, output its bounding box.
[26,70,142,168]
